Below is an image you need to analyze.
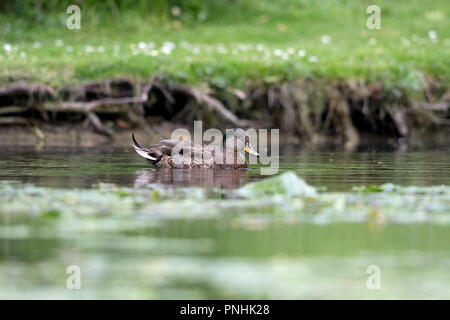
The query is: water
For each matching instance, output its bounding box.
[1,147,449,190]
[0,147,449,299]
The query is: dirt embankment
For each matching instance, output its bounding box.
[0,76,449,149]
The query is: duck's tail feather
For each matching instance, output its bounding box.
[132,133,161,165]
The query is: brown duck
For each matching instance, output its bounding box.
[132,130,259,168]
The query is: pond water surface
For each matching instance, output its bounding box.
[1,147,449,190]
[0,147,449,299]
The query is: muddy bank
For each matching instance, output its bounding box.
[0,77,448,149]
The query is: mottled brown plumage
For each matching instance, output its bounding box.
[132,131,259,169]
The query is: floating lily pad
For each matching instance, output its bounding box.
[235,172,317,198]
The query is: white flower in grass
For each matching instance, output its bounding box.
[273,49,289,60]
[297,49,306,57]
[66,45,74,52]
[171,6,181,17]
[161,42,175,55]
[3,43,12,52]
[237,44,250,52]
[185,56,192,63]
[217,45,227,54]
[321,35,330,44]
[138,42,147,50]
[369,38,377,46]
[256,44,265,51]
[84,45,94,53]
[97,46,105,53]
[161,47,171,55]
[150,50,159,56]
[274,49,283,57]
[19,51,26,58]
[32,42,41,48]
[55,39,64,47]
[309,56,318,63]
[287,47,295,55]
[428,30,438,43]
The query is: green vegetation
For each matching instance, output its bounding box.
[1,173,449,224]
[1,0,449,89]
[1,148,450,299]
[1,174,450,298]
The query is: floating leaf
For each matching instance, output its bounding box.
[235,172,317,198]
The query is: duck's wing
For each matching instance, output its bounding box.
[159,139,206,156]
[158,139,184,155]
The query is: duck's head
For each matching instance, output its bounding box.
[223,128,259,157]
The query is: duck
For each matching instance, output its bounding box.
[132,129,259,168]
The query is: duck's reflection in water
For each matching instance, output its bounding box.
[134,168,250,189]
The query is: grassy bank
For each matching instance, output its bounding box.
[0,1,449,147]
[0,0,449,88]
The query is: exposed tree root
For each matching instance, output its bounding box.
[0,77,448,147]
[173,85,248,127]
[86,112,114,137]
[0,83,56,106]
[329,91,360,150]
[0,116,29,124]
[0,106,28,115]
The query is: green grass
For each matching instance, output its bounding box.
[0,0,449,89]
